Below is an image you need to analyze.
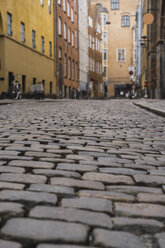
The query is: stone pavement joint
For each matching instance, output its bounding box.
[0,99,165,247]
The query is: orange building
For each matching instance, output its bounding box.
[88,2,103,98]
[56,0,79,98]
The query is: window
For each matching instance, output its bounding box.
[72,32,74,47]
[7,13,12,36]
[40,0,44,6]
[21,22,25,43]
[48,0,51,14]
[71,8,74,22]
[72,60,75,80]
[64,23,67,40]
[49,41,52,57]
[103,14,107,25]
[58,17,62,35]
[117,49,126,61]
[32,30,36,48]
[104,67,107,77]
[121,15,130,27]
[103,32,107,43]
[111,0,119,10]
[75,30,77,48]
[33,78,36,85]
[50,81,52,94]
[68,57,71,79]
[64,54,67,77]
[63,0,66,11]
[74,0,76,12]
[75,62,78,81]
[67,2,70,17]
[58,0,61,5]
[59,47,62,59]
[104,49,107,60]
[88,16,93,27]
[41,36,44,53]
[68,27,71,43]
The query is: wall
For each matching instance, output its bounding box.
[0,0,56,96]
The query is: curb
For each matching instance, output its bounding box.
[133,102,165,118]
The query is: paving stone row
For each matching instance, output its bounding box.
[0,99,165,247]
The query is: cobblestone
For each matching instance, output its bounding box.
[29,183,74,195]
[0,240,22,248]
[0,99,165,247]
[0,173,47,184]
[8,160,54,169]
[0,190,57,204]
[82,172,134,185]
[1,218,89,243]
[51,177,105,190]
[61,196,113,213]
[115,203,165,218]
[30,206,113,228]
[92,228,147,248]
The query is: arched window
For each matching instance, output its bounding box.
[121,15,130,27]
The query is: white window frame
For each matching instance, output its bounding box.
[58,0,61,5]
[68,27,71,43]
[67,2,70,17]
[63,0,66,11]
[68,57,71,79]
[117,48,126,62]
[64,23,67,40]
[64,54,67,77]
[72,32,74,47]
[71,8,74,22]
[40,0,44,6]
[58,17,62,35]
[121,15,130,27]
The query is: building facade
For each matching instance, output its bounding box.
[0,0,56,97]
[91,0,139,97]
[78,0,89,97]
[56,0,79,98]
[147,0,165,99]
[99,5,110,97]
[88,2,103,98]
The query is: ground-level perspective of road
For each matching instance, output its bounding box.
[0,99,165,248]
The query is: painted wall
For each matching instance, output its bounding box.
[0,0,56,96]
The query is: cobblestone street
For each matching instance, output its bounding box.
[0,99,165,248]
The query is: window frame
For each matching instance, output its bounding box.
[41,36,44,53]
[58,16,62,35]
[121,15,130,27]
[117,48,126,62]
[111,0,119,10]
[32,30,36,48]
[64,23,67,40]
[7,12,12,36]
[40,0,44,7]
[21,22,25,43]
[49,41,52,57]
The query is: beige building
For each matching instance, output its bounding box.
[90,0,139,97]
[0,0,56,98]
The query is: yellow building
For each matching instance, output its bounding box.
[89,0,139,97]
[0,0,56,97]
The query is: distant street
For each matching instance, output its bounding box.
[0,99,165,248]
